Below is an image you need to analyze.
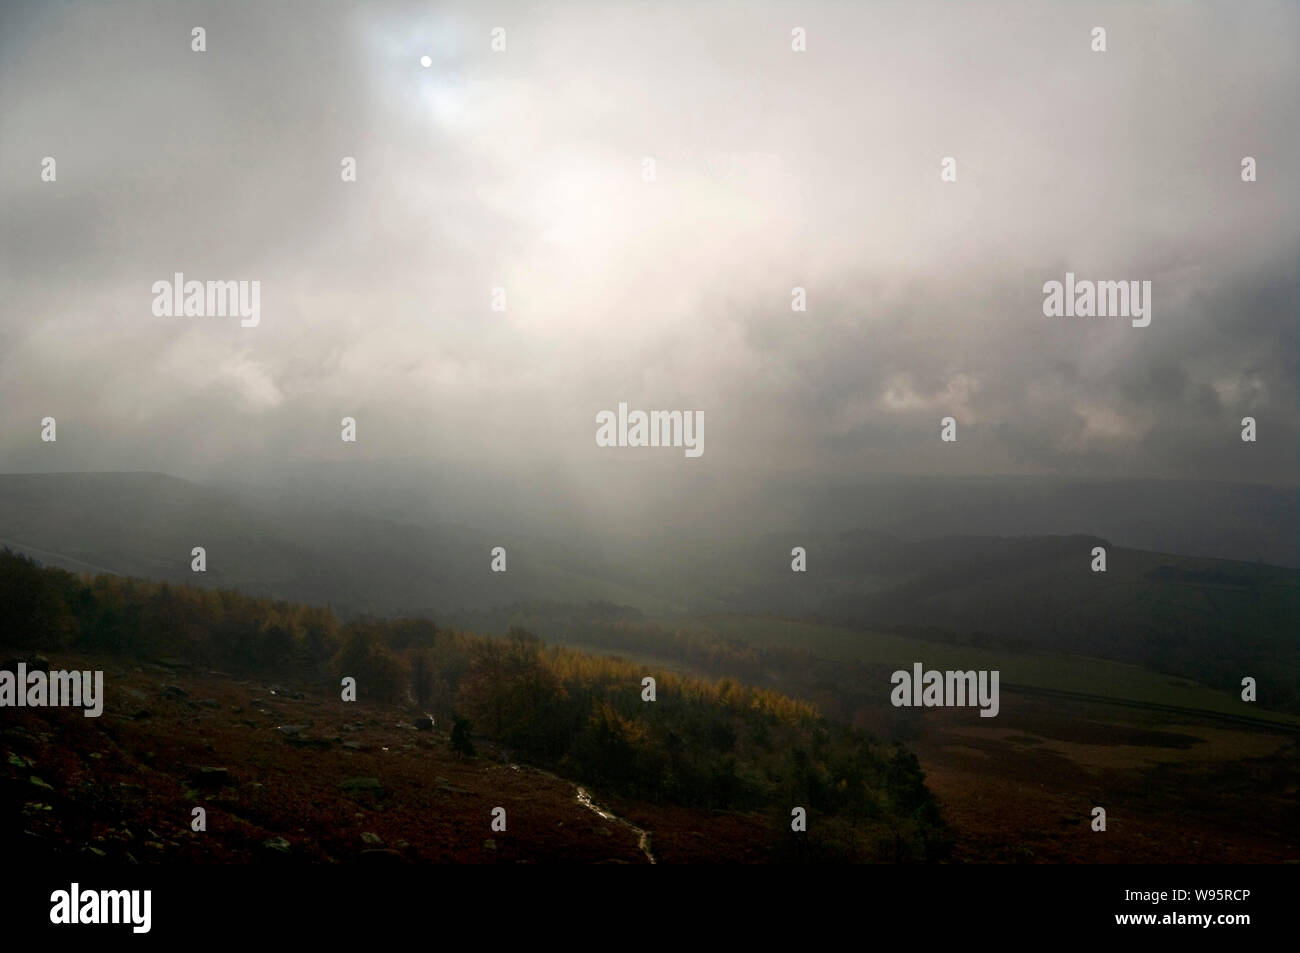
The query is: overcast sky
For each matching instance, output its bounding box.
[2,0,1296,508]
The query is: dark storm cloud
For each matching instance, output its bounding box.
[0,0,1296,503]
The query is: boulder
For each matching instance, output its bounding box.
[338,777,386,796]
[359,848,405,863]
[191,766,230,788]
[288,734,334,750]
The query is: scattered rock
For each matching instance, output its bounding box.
[414,715,435,731]
[7,753,32,768]
[275,724,306,737]
[197,699,220,708]
[483,838,497,851]
[262,837,291,853]
[133,709,152,720]
[342,741,365,751]
[30,776,54,791]
[160,685,188,700]
[360,832,384,846]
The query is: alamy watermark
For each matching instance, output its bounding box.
[0,663,103,717]
[50,883,150,933]
[890,663,999,717]
[152,273,260,327]
[1042,272,1151,328]
[595,402,704,458]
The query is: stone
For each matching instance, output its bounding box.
[288,734,334,750]
[359,848,404,863]
[191,766,230,788]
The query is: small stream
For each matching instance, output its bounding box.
[511,764,656,863]
[574,786,656,864]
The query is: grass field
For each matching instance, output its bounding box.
[623,614,1300,728]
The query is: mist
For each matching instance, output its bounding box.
[1,0,1296,544]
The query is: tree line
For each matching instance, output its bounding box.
[0,549,951,861]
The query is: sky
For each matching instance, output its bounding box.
[1,0,1296,516]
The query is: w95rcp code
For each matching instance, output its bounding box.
[1126,890,1251,905]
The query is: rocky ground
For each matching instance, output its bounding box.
[1,652,778,864]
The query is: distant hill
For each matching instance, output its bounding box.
[817,536,1299,709]
[0,472,656,617]
[0,471,1294,706]
[770,474,1298,569]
